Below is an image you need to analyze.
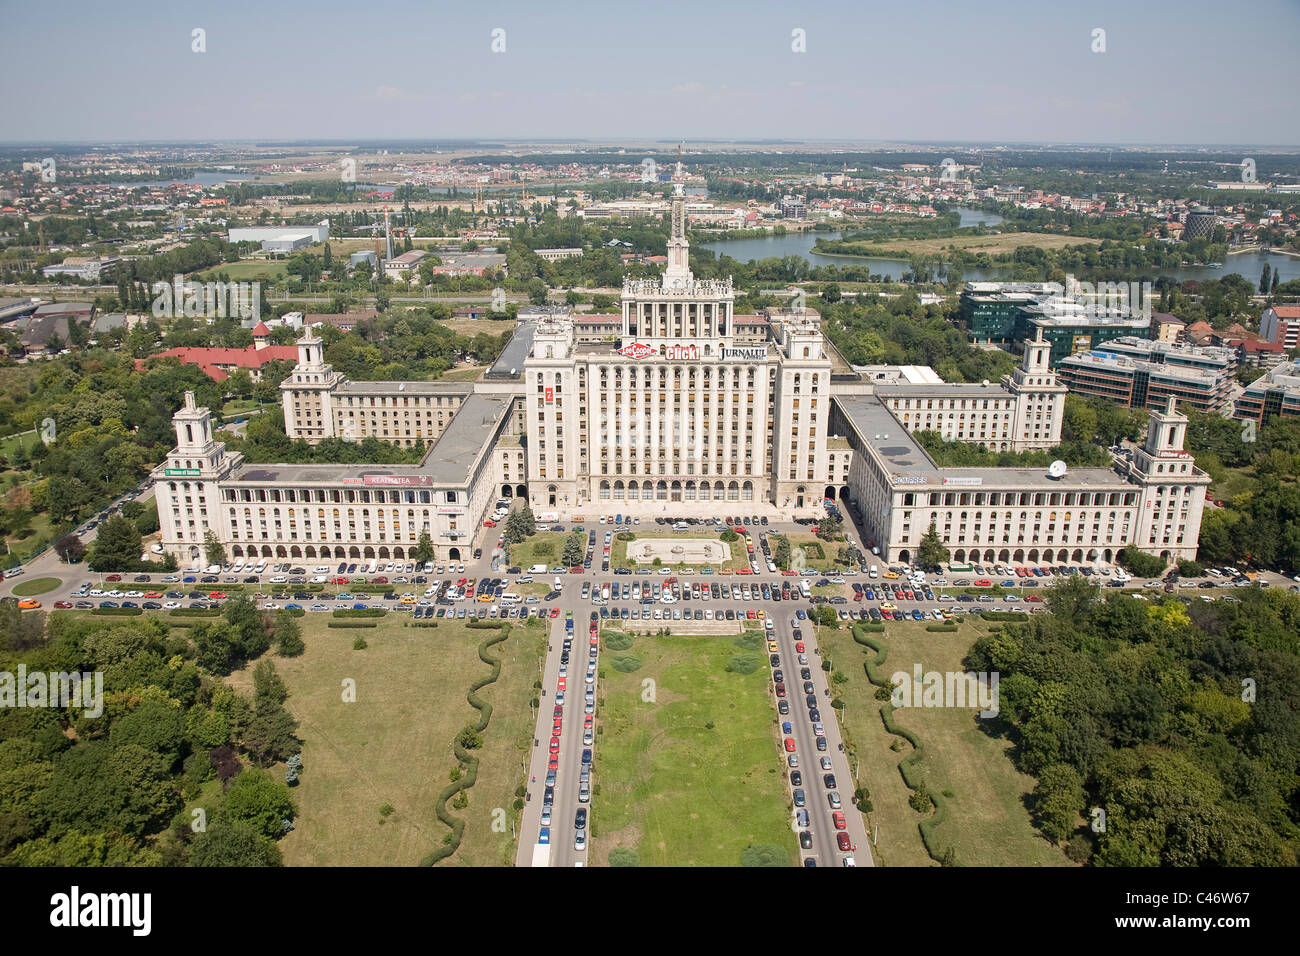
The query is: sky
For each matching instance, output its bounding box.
[2,0,1298,146]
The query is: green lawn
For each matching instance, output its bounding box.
[0,430,41,460]
[774,532,850,571]
[9,576,62,596]
[198,260,287,282]
[592,630,799,867]
[219,615,538,867]
[817,618,1071,868]
[509,531,569,571]
[436,365,486,382]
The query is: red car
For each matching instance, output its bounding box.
[144,591,163,599]
[782,569,797,576]
[832,811,846,830]
[795,642,805,653]
[557,677,566,692]
[552,721,562,736]
[974,579,992,587]
[553,705,563,719]
[373,576,389,584]
[547,756,558,771]
[1025,594,1044,603]
[549,607,560,619]
[483,519,496,527]
[809,526,820,534]
[105,574,122,582]
[784,738,796,753]
[837,833,852,851]
[775,683,786,698]
[737,567,753,575]
[53,600,73,609]
[569,566,583,573]
[584,716,593,730]
[208,591,227,600]
[332,576,349,585]
[549,737,560,754]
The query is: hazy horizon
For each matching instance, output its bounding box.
[3,0,1298,146]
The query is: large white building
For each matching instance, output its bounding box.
[154,163,1209,569]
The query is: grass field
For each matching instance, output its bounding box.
[816,618,1070,868]
[592,630,799,867]
[221,615,540,867]
[9,576,61,596]
[0,430,41,461]
[823,231,1102,259]
[610,532,743,571]
[436,365,485,382]
[509,531,569,572]
[198,260,288,282]
[438,319,516,337]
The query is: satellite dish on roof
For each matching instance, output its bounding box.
[1048,460,1068,479]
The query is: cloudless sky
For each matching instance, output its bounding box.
[2,0,1297,145]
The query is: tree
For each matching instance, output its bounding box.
[222,768,296,839]
[561,533,584,567]
[812,605,839,629]
[88,515,142,571]
[274,613,304,657]
[916,522,949,572]
[53,533,87,564]
[1260,263,1271,295]
[252,660,288,713]
[203,530,226,568]
[242,706,300,766]
[504,505,536,545]
[773,535,792,570]
[816,515,843,541]
[413,531,434,566]
[188,819,282,866]
[821,283,841,303]
[1118,546,1166,578]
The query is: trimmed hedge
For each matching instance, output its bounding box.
[925,623,959,632]
[327,621,379,629]
[979,611,1029,622]
[859,622,886,633]
[406,621,440,628]
[169,607,222,618]
[91,606,144,617]
[421,625,512,866]
[333,608,387,618]
[466,620,506,629]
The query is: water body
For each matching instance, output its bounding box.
[106,172,243,188]
[701,207,1300,284]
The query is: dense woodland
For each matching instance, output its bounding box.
[0,602,302,865]
[970,576,1300,866]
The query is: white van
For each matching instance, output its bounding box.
[672,521,689,531]
[529,564,548,574]
[799,581,811,599]
[500,593,522,607]
[554,576,564,591]
[868,565,879,578]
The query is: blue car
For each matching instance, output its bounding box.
[782,721,793,734]
[795,609,807,620]
[353,603,368,610]
[285,603,302,610]
[183,576,197,583]
[911,609,924,621]
[538,827,550,845]
[1000,579,1017,588]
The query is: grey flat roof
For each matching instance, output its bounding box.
[834,394,1129,489]
[487,321,535,380]
[875,381,1009,397]
[421,393,512,484]
[336,380,475,396]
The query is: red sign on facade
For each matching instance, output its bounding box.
[618,342,658,360]
[545,387,554,404]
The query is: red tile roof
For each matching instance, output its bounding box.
[1270,305,1300,318]
[251,321,271,336]
[140,344,298,382]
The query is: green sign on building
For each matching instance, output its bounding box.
[163,468,201,477]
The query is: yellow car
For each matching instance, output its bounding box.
[882,571,900,579]
[767,641,780,653]
[755,609,765,619]
[17,599,41,610]
[476,593,494,603]
[400,596,416,605]
[879,603,897,612]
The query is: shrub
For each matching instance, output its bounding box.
[603,631,633,651]
[726,654,764,674]
[739,844,789,867]
[326,620,379,628]
[333,608,386,618]
[608,847,640,867]
[925,623,959,632]
[735,632,763,649]
[91,606,143,617]
[353,637,368,649]
[609,653,642,673]
[979,611,1028,622]
[1118,545,1166,578]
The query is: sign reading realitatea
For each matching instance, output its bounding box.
[363,475,433,487]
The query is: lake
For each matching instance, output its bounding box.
[701,207,1300,284]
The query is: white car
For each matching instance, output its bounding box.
[310,575,327,584]
[5,567,24,577]
[270,575,287,583]
[204,565,221,574]
[163,601,181,609]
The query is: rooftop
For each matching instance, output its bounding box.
[486,321,535,380]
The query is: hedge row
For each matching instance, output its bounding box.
[169,607,222,618]
[333,608,387,618]
[851,622,956,867]
[979,611,1029,622]
[859,622,886,633]
[91,607,144,617]
[326,621,379,629]
[406,621,440,628]
[925,624,959,632]
[466,620,506,630]
[421,625,512,867]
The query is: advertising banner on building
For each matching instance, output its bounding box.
[363,475,433,487]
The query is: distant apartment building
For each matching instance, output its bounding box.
[228,220,330,250]
[383,249,429,280]
[533,248,583,262]
[42,256,122,281]
[779,196,807,219]
[1260,305,1300,349]
[1151,312,1186,343]
[1057,337,1237,413]
[1234,361,1300,425]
